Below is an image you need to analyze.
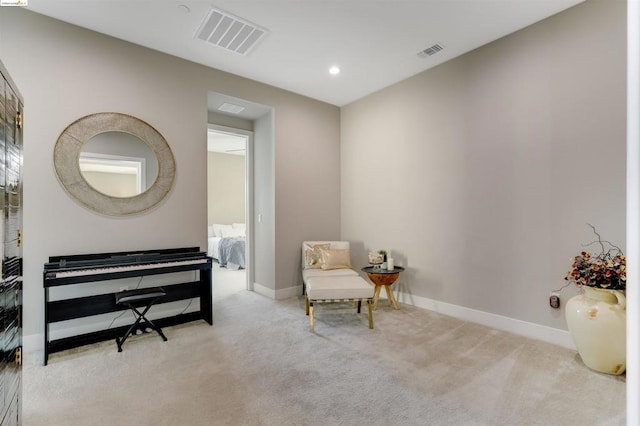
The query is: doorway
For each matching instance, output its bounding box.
[207,125,253,296]
[207,90,275,299]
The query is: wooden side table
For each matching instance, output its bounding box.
[362,266,405,310]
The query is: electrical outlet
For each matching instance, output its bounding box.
[549,292,560,309]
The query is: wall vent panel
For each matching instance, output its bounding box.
[195,8,268,56]
[417,43,444,58]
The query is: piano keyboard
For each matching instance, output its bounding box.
[47,258,209,278]
[43,247,213,365]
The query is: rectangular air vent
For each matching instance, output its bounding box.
[417,43,444,58]
[195,8,268,56]
[218,103,245,114]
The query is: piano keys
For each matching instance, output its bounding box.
[47,258,208,279]
[43,247,213,365]
[45,249,210,284]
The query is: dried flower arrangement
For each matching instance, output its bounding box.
[564,224,626,291]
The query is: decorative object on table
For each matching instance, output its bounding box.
[564,224,626,375]
[378,250,388,269]
[368,251,384,269]
[386,257,394,270]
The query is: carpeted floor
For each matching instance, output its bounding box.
[23,268,625,425]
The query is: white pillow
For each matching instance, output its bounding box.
[232,223,246,231]
[208,225,215,238]
[221,227,245,238]
[212,224,233,237]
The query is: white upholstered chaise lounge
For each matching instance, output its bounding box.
[302,241,374,332]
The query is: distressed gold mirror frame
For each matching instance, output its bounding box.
[54,112,175,216]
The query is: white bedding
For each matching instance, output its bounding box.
[208,236,222,259]
[208,223,246,267]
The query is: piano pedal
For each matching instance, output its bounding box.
[135,328,143,335]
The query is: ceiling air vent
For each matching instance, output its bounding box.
[195,8,268,56]
[218,103,245,114]
[417,43,444,58]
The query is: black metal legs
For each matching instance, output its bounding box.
[116,295,168,352]
[116,287,167,352]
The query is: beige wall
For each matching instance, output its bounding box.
[208,112,253,132]
[82,171,138,198]
[207,152,246,225]
[0,0,621,353]
[0,8,341,351]
[341,0,626,333]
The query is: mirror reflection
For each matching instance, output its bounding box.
[79,131,159,198]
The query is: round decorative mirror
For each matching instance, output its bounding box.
[54,113,175,216]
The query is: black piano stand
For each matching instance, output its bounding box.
[115,287,168,352]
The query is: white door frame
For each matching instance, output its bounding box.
[207,124,254,291]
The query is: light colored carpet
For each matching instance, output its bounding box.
[23,268,625,426]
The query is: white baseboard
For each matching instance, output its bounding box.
[280,281,573,350]
[253,282,301,300]
[394,291,575,350]
[253,282,274,299]
[275,285,302,300]
[24,284,574,364]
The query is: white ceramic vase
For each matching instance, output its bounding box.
[565,286,626,375]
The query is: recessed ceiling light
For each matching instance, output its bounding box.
[329,66,340,75]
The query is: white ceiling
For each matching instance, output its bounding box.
[207,129,247,156]
[24,0,584,107]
